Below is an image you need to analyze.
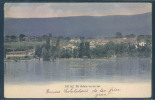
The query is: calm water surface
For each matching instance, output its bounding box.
[4,57,151,84]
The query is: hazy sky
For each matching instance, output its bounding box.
[5,3,152,18]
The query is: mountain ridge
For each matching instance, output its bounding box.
[4,12,152,38]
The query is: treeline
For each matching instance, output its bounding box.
[91,41,151,58]
[59,42,91,59]
[35,38,91,61]
[5,34,27,42]
[59,35,151,59]
[35,37,60,61]
[35,37,151,61]
[58,41,151,59]
[5,33,72,42]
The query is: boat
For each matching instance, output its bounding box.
[70,62,98,68]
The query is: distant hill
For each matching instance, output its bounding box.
[4,12,152,38]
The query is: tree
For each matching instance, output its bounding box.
[55,38,60,58]
[79,42,85,58]
[35,45,42,60]
[115,32,122,38]
[85,42,91,58]
[66,37,71,40]
[104,42,116,57]
[49,38,60,61]
[91,45,106,58]
[5,35,10,42]
[60,49,72,58]
[128,43,137,56]
[10,35,17,41]
[115,42,128,56]
[46,37,50,51]
[73,48,78,58]
[19,34,25,41]
[126,34,136,38]
[41,47,50,61]
[80,37,85,40]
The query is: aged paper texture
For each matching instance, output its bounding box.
[4,3,152,98]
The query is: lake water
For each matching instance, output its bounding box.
[4,57,151,84]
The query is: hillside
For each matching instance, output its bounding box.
[4,12,152,38]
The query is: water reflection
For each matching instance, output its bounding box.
[4,57,151,84]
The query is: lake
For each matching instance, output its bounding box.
[4,57,151,84]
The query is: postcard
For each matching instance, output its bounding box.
[4,3,152,98]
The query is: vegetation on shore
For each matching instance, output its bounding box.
[4,33,152,61]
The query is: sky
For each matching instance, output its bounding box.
[4,3,152,18]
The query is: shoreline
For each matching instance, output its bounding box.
[4,56,151,62]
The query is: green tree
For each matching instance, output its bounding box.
[10,35,17,42]
[60,49,72,58]
[115,42,128,56]
[115,32,122,38]
[46,37,50,51]
[55,38,60,58]
[79,42,85,58]
[128,43,137,56]
[50,38,60,61]
[104,42,116,57]
[126,34,136,38]
[137,44,151,57]
[73,48,78,58]
[19,34,25,41]
[91,45,106,58]
[85,42,91,58]
[35,45,42,60]
[41,47,50,61]
[4,36,10,42]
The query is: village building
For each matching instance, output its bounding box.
[88,38,109,49]
[138,41,146,46]
[24,36,37,41]
[123,38,137,44]
[97,39,109,45]
[70,39,81,43]
[62,44,77,50]
[6,49,35,59]
[90,42,96,49]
